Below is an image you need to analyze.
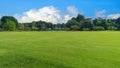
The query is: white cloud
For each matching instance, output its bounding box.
[63,15,71,23]
[94,10,120,19]
[19,6,61,24]
[107,13,120,19]
[67,6,78,16]
[15,6,79,24]
[94,10,106,18]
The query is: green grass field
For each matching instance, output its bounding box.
[0,31,120,68]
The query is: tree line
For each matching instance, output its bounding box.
[0,14,120,31]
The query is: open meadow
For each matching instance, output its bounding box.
[0,31,120,68]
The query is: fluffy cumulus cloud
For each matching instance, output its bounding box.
[63,6,78,23]
[107,13,120,19]
[94,10,106,18]
[67,6,78,15]
[94,10,120,19]
[16,6,79,24]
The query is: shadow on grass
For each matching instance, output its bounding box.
[0,54,73,68]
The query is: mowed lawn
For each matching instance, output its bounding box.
[0,31,120,68]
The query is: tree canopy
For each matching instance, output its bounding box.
[0,16,18,31]
[0,14,120,31]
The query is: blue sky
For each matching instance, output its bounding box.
[0,0,120,23]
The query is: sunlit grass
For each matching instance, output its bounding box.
[0,31,120,68]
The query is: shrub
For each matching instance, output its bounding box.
[93,26,104,31]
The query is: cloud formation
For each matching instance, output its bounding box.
[94,10,106,18]
[14,6,120,23]
[16,6,78,24]
[94,10,120,19]
[67,6,78,15]
[107,13,120,19]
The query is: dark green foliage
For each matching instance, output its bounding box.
[75,14,85,23]
[101,19,108,30]
[1,16,18,27]
[66,19,79,30]
[0,16,18,31]
[35,21,53,31]
[0,15,120,31]
[18,23,24,31]
[115,17,120,30]
[29,22,36,31]
[107,19,117,30]
[80,18,94,30]
[93,18,109,30]
[2,20,16,31]
[93,26,105,31]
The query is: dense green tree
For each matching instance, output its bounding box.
[75,14,85,23]
[3,20,16,31]
[1,16,18,28]
[29,22,38,31]
[23,23,31,31]
[18,23,24,31]
[115,17,120,30]
[101,19,108,30]
[107,19,117,30]
[46,23,53,30]
[66,19,79,30]
[93,18,108,30]
[70,25,79,31]
[40,24,46,31]
[53,24,59,31]
[93,18,102,26]
[0,15,119,31]
[93,18,99,26]
[0,16,18,31]
[80,18,94,30]
[61,23,66,30]
[93,26,105,31]
[74,14,85,29]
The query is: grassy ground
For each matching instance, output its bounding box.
[0,31,120,68]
